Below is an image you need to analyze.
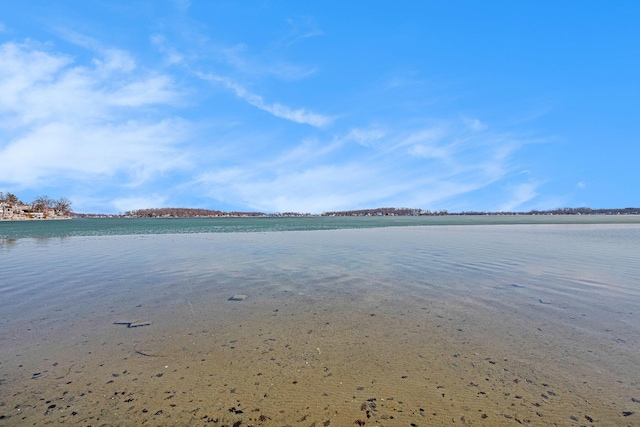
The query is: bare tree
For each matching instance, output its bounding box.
[32,195,54,212]
[54,197,73,215]
[6,192,19,206]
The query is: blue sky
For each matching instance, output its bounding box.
[1,1,638,214]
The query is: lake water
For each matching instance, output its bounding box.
[1,217,640,425]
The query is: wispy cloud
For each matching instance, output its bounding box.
[56,29,137,73]
[196,163,396,213]
[191,117,536,213]
[0,40,189,188]
[195,71,331,127]
[498,182,540,212]
[1,119,190,185]
[279,16,324,49]
[462,116,487,131]
[346,127,387,147]
[150,34,185,66]
[221,43,317,80]
[408,143,450,159]
[395,126,449,150]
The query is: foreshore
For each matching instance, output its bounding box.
[1,224,639,425]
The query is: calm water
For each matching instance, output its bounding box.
[1,217,640,425]
[2,214,639,239]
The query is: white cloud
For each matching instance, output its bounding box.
[108,75,178,106]
[577,181,586,189]
[195,71,331,127]
[408,144,450,159]
[0,40,189,188]
[221,43,317,81]
[1,119,190,186]
[196,156,502,214]
[191,118,531,213]
[264,137,343,169]
[0,41,179,125]
[261,100,330,128]
[346,127,386,147]
[92,48,136,73]
[463,116,487,131]
[57,29,137,73]
[394,127,448,150]
[283,16,324,46]
[498,182,539,212]
[197,163,396,213]
[0,22,7,33]
[151,34,185,66]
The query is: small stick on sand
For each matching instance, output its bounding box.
[135,350,158,357]
[129,321,151,328]
[114,320,152,328]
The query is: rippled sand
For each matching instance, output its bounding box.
[1,224,640,425]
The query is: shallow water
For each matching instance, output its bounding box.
[1,222,640,425]
[2,214,639,239]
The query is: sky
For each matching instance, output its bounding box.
[1,1,638,214]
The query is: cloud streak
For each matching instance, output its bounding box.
[498,182,540,212]
[195,71,331,127]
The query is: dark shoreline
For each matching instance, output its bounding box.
[78,206,640,218]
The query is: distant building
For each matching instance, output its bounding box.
[0,202,13,219]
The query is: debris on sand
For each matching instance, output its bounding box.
[114,320,151,328]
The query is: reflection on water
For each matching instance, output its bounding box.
[1,224,639,425]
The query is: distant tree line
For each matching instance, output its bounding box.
[123,207,266,218]
[0,192,72,215]
[113,205,640,218]
[322,207,445,216]
[457,207,640,216]
[323,206,640,216]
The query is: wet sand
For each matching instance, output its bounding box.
[1,224,640,425]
